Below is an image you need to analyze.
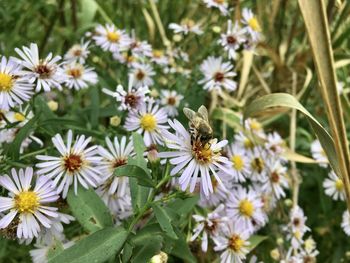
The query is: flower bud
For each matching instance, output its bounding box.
[150,251,168,263]
[173,34,182,42]
[212,26,221,33]
[47,100,58,111]
[270,248,280,261]
[110,116,121,127]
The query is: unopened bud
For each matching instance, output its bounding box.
[173,34,182,42]
[270,248,280,261]
[284,199,293,207]
[150,251,168,263]
[150,89,159,98]
[110,116,121,127]
[47,100,58,111]
[212,26,221,33]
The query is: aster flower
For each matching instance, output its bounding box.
[198,56,237,93]
[265,132,285,155]
[203,0,229,16]
[93,24,130,52]
[124,100,169,146]
[213,221,250,263]
[285,206,310,249]
[244,118,266,139]
[113,52,138,67]
[226,187,265,234]
[15,43,64,92]
[223,142,250,183]
[97,136,134,196]
[127,31,153,58]
[341,210,350,236]
[0,167,59,239]
[323,171,345,201]
[151,50,169,66]
[159,119,231,197]
[64,40,90,64]
[130,63,155,88]
[63,62,98,90]
[160,90,183,117]
[310,139,328,168]
[242,8,262,42]
[0,56,33,110]
[199,177,230,207]
[36,130,103,198]
[102,74,149,111]
[234,131,255,150]
[248,147,268,182]
[261,159,289,200]
[190,204,228,252]
[218,20,246,59]
[169,19,203,35]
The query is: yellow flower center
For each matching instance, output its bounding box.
[228,234,244,252]
[67,65,84,78]
[0,73,13,92]
[335,179,344,191]
[294,230,301,240]
[249,119,262,131]
[248,17,261,32]
[107,31,120,42]
[243,138,254,149]
[239,199,254,217]
[214,0,225,4]
[140,113,157,131]
[251,157,265,173]
[192,141,213,164]
[14,112,25,122]
[231,155,244,171]
[153,50,163,58]
[15,191,39,213]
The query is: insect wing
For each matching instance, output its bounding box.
[197,105,209,122]
[183,107,196,121]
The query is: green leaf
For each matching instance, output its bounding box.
[89,85,100,129]
[130,235,163,263]
[247,235,267,252]
[152,204,177,239]
[211,107,241,129]
[48,227,128,263]
[78,0,98,28]
[47,240,64,260]
[128,133,151,211]
[114,164,155,187]
[67,186,113,233]
[121,241,133,263]
[7,113,39,160]
[170,229,196,263]
[167,196,199,215]
[243,93,340,177]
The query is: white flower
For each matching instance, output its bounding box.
[311,139,328,168]
[169,19,203,35]
[0,56,33,110]
[223,143,250,183]
[124,100,169,146]
[160,90,183,117]
[102,74,149,111]
[323,171,345,201]
[0,167,59,239]
[159,119,230,197]
[265,132,285,155]
[63,62,98,90]
[93,24,130,52]
[242,8,262,42]
[199,176,229,207]
[218,20,246,59]
[131,63,155,88]
[97,136,134,196]
[213,221,250,263]
[151,50,169,66]
[247,147,268,182]
[36,130,103,198]
[64,40,90,64]
[113,52,138,67]
[341,210,350,236]
[226,187,265,234]
[190,204,228,252]
[203,0,229,16]
[244,118,266,139]
[285,206,310,249]
[127,31,153,58]
[198,56,237,93]
[15,43,64,92]
[261,159,289,200]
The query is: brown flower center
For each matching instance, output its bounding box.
[271,171,280,183]
[35,64,53,79]
[167,97,176,105]
[136,70,145,80]
[125,93,138,107]
[64,154,83,173]
[227,35,237,44]
[214,72,225,82]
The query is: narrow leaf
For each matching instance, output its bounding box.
[67,187,113,233]
[48,227,128,263]
[248,235,267,252]
[152,204,177,239]
[115,165,155,187]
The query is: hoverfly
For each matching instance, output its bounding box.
[183,105,213,147]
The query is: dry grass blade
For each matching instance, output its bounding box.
[237,50,254,99]
[298,0,350,209]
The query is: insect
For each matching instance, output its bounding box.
[183,105,213,147]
